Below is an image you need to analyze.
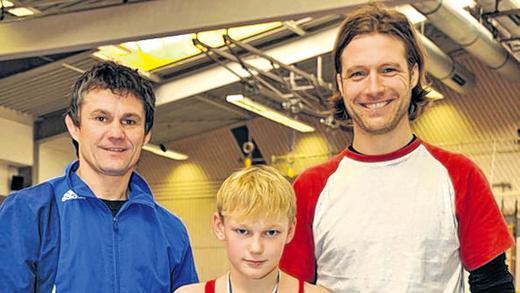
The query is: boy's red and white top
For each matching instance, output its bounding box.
[280,138,513,293]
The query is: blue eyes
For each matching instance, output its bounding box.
[265,230,279,237]
[235,228,248,236]
[348,67,398,79]
[94,117,137,125]
[233,228,280,238]
[382,67,397,73]
[122,119,136,125]
[350,72,366,78]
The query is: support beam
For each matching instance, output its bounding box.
[0,0,406,61]
[34,109,67,141]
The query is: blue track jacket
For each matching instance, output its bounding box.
[0,161,198,292]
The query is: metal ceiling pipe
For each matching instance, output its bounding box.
[476,0,520,54]
[418,33,475,93]
[477,0,520,20]
[413,0,520,81]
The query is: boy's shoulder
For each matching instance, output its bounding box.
[281,271,329,293]
[174,282,206,293]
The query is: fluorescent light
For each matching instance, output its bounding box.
[142,144,188,160]
[396,5,426,24]
[226,94,315,133]
[426,87,444,100]
[8,7,36,16]
[1,0,14,8]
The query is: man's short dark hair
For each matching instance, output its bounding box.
[67,61,156,133]
[331,3,429,121]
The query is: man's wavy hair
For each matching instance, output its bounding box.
[331,3,429,121]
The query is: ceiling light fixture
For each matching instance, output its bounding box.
[142,143,188,160]
[1,0,14,8]
[426,87,444,100]
[8,7,36,17]
[226,94,315,133]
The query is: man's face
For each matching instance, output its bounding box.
[336,33,418,136]
[65,88,151,178]
[213,212,295,280]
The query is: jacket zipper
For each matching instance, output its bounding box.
[97,198,150,293]
[112,216,120,293]
[96,198,121,293]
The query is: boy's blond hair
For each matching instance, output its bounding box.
[216,165,296,223]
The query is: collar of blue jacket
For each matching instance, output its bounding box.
[65,160,155,207]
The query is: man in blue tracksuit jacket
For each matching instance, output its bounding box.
[0,61,198,292]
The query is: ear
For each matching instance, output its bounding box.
[285,217,297,244]
[336,73,345,97]
[65,114,80,142]
[410,63,419,89]
[212,212,226,241]
[144,131,152,145]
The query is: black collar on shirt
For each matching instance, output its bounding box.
[102,199,127,217]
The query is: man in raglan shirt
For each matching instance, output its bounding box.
[0,61,198,292]
[280,3,514,293]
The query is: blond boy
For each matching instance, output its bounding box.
[176,166,327,293]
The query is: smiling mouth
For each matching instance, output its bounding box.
[360,100,392,109]
[101,147,127,152]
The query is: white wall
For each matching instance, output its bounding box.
[37,135,76,183]
[0,162,7,195]
[0,162,25,195]
[0,107,33,195]
[0,117,33,166]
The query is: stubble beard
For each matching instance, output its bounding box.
[347,98,411,136]
[81,150,137,178]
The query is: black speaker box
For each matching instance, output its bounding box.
[10,175,24,191]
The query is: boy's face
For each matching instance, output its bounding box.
[213,212,295,279]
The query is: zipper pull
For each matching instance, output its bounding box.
[113,217,119,231]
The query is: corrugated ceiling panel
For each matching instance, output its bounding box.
[419,54,518,141]
[152,96,249,143]
[0,54,96,116]
[137,125,244,185]
[248,117,351,176]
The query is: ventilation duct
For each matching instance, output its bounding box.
[418,33,475,93]
[413,0,520,81]
[476,0,520,61]
[477,0,520,33]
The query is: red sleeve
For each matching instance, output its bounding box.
[425,144,514,270]
[455,160,514,270]
[280,174,318,282]
[280,153,345,283]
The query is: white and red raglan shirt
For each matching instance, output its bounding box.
[280,138,513,293]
